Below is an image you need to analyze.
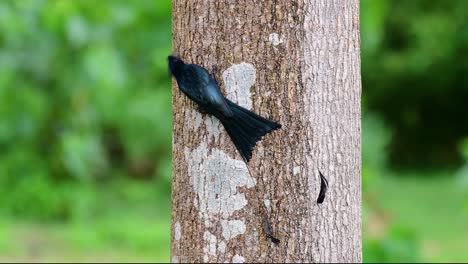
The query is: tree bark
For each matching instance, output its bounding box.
[171,0,361,263]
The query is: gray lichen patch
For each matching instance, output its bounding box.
[184,142,256,219]
[221,219,247,240]
[232,254,245,263]
[203,116,222,140]
[218,240,227,253]
[263,199,271,213]
[222,63,256,110]
[268,33,283,46]
[203,231,218,262]
[174,221,182,241]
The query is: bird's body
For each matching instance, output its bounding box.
[168,55,281,162]
[169,59,233,118]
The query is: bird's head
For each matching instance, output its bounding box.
[168,54,184,77]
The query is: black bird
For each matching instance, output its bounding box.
[168,55,281,162]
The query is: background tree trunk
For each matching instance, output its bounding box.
[171,0,361,262]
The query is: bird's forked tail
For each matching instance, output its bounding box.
[220,100,281,162]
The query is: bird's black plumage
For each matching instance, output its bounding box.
[168,55,281,162]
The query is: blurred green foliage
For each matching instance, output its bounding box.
[0,0,466,262]
[0,0,172,261]
[0,0,172,221]
[361,0,468,169]
[361,0,468,262]
[364,225,421,263]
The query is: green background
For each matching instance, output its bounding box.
[0,0,466,262]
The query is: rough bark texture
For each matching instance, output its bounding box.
[171,0,361,263]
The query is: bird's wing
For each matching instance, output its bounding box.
[205,80,233,117]
[180,65,210,104]
[187,64,233,117]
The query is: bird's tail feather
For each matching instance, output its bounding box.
[220,100,281,162]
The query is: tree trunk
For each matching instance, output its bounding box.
[171,0,361,263]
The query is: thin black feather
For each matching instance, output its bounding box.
[263,216,280,245]
[317,170,328,204]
